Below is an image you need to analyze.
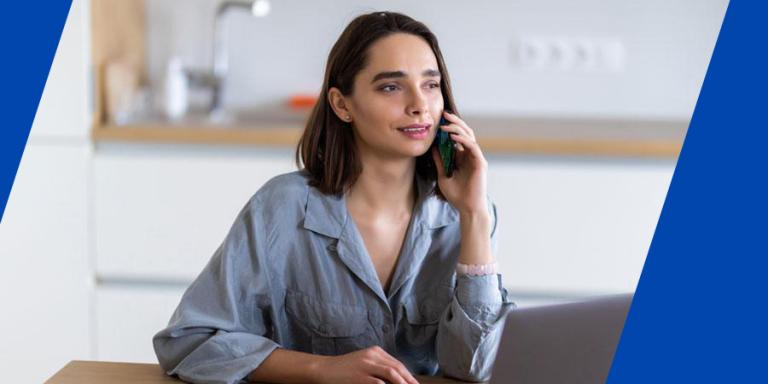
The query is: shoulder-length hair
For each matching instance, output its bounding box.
[295,11,458,199]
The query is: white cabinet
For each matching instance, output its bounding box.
[92,148,674,297]
[488,159,674,295]
[95,285,187,363]
[91,148,297,363]
[93,148,296,281]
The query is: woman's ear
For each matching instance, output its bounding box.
[327,87,353,123]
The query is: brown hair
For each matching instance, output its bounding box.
[295,11,459,199]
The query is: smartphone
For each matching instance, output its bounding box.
[434,115,456,177]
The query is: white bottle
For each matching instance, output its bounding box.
[164,57,188,121]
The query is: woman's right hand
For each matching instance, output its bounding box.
[315,346,420,384]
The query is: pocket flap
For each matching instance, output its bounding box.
[285,291,369,337]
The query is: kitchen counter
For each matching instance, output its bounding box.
[92,108,687,158]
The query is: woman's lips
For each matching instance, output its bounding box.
[397,126,430,139]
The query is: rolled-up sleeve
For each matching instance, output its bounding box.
[153,198,280,384]
[435,200,516,382]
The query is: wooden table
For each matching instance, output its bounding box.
[46,361,480,384]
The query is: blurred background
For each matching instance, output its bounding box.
[0,0,727,382]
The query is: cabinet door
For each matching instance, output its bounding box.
[487,159,674,295]
[94,149,295,282]
[95,285,186,363]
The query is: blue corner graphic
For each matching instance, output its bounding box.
[609,2,768,382]
[0,1,72,222]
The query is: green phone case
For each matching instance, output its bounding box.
[437,116,455,177]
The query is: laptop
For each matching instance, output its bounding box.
[490,293,633,384]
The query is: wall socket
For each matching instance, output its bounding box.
[512,36,626,73]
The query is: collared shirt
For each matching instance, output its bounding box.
[153,170,515,384]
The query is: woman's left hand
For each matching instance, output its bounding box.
[431,111,489,216]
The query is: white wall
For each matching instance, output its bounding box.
[0,0,93,382]
[146,0,727,120]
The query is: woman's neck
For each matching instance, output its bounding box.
[346,157,417,218]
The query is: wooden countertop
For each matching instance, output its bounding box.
[92,114,687,158]
[45,360,480,384]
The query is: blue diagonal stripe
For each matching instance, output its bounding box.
[0,1,73,222]
[608,2,768,382]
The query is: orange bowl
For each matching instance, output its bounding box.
[287,94,318,110]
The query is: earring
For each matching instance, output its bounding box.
[345,115,351,122]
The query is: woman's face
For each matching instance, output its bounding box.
[333,33,444,161]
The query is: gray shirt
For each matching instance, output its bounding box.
[153,170,515,384]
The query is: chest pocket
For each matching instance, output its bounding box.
[284,290,377,355]
[398,285,454,368]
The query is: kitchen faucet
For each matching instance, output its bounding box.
[185,0,271,116]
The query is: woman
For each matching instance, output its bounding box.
[153,11,514,384]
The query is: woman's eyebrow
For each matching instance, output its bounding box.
[370,69,441,83]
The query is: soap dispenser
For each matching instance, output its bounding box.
[163,57,189,121]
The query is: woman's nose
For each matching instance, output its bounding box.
[407,91,429,116]
[408,107,428,117]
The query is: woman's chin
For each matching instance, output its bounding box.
[404,144,432,158]
[374,140,432,159]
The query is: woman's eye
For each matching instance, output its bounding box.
[380,85,399,92]
[379,82,439,93]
